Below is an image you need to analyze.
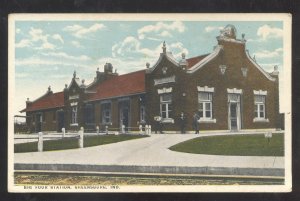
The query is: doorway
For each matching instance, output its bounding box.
[119,100,130,132]
[35,113,42,132]
[228,94,241,131]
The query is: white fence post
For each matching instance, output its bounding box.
[149,125,151,135]
[38,132,43,152]
[145,125,149,135]
[122,125,125,134]
[62,127,65,138]
[96,126,99,135]
[78,127,84,148]
[139,125,143,134]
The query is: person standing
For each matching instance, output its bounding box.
[179,111,187,134]
[192,111,200,134]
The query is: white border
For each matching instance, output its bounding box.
[8,13,292,193]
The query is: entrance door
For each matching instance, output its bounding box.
[228,93,241,131]
[229,103,238,130]
[57,110,64,132]
[120,107,129,131]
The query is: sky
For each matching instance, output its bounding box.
[14,20,284,118]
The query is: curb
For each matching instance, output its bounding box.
[14,163,284,177]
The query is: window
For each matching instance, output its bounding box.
[102,103,111,124]
[160,93,172,119]
[140,105,146,122]
[71,106,78,124]
[254,95,266,119]
[198,92,213,119]
[85,104,94,124]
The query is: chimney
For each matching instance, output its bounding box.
[104,63,113,74]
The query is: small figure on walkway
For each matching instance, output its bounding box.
[178,111,187,134]
[192,111,200,134]
[154,115,163,134]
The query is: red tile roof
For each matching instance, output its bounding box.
[186,54,209,69]
[21,92,64,112]
[87,70,145,102]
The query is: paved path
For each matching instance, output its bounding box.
[14,133,284,169]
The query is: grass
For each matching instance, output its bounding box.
[169,133,284,156]
[15,134,148,153]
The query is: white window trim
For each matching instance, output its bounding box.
[253,90,268,95]
[197,86,215,92]
[227,88,243,94]
[253,93,268,122]
[160,93,174,122]
[253,118,269,123]
[157,87,173,94]
[198,91,214,121]
[198,118,217,123]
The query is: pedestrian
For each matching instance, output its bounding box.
[154,115,162,134]
[192,111,200,134]
[179,111,187,134]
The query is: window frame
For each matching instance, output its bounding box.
[160,93,172,119]
[198,92,213,120]
[71,106,78,125]
[101,102,112,124]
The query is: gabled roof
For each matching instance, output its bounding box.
[186,54,210,69]
[87,70,145,102]
[146,52,180,73]
[21,92,64,112]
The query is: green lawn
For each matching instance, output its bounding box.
[169,133,284,156]
[15,134,148,153]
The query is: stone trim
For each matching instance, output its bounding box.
[253,118,270,123]
[253,90,268,96]
[154,75,176,86]
[245,49,276,82]
[227,88,243,94]
[187,45,223,73]
[197,86,215,93]
[157,87,173,94]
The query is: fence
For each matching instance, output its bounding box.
[15,125,152,152]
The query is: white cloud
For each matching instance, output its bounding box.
[16,28,21,34]
[42,51,91,61]
[63,23,106,38]
[159,30,172,37]
[257,25,283,40]
[15,39,31,48]
[52,34,64,44]
[112,36,188,61]
[138,21,185,40]
[254,48,283,59]
[25,27,58,50]
[71,41,83,48]
[204,26,224,32]
[36,42,56,50]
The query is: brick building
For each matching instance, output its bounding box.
[21,25,281,133]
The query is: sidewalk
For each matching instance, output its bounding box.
[14,132,285,177]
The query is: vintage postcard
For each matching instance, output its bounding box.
[8,13,292,192]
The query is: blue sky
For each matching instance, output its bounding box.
[14,20,284,116]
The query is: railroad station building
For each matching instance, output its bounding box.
[21,25,281,133]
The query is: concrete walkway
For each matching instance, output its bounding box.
[14,133,284,177]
